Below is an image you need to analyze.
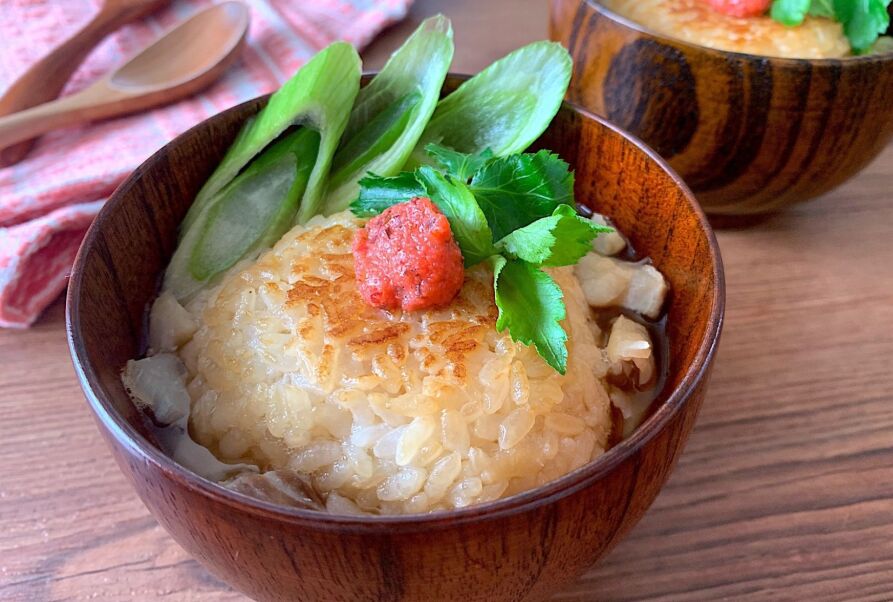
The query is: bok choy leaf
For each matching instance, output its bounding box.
[189,129,320,281]
[165,128,320,300]
[165,42,360,301]
[321,15,454,215]
[180,42,361,234]
[407,41,572,165]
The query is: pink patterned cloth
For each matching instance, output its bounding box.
[0,0,411,328]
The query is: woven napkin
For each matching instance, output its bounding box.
[0,0,411,327]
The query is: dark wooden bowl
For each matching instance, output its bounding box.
[66,75,724,601]
[550,0,893,215]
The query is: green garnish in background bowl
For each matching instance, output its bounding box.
[771,0,891,53]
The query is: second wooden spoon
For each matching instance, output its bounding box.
[0,2,250,159]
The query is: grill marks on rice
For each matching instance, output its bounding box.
[181,212,616,514]
[349,325,411,349]
[284,225,490,378]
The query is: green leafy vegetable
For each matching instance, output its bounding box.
[771,0,812,25]
[322,15,454,214]
[414,166,495,266]
[350,172,426,217]
[165,43,360,301]
[328,91,421,186]
[498,204,612,267]
[188,129,319,281]
[490,256,569,374]
[407,41,572,166]
[469,150,574,241]
[425,143,493,180]
[166,129,320,299]
[837,0,891,53]
[770,0,891,53]
[181,42,361,233]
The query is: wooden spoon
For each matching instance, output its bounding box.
[0,2,250,160]
[0,0,171,167]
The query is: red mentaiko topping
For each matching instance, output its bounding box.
[706,0,771,18]
[353,197,465,311]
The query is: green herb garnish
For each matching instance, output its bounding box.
[498,204,607,267]
[771,0,812,24]
[425,145,494,181]
[770,0,891,53]
[352,172,426,217]
[490,256,568,376]
[350,143,612,374]
[469,150,575,241]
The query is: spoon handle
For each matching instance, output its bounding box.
[0,0,168,167]
[0,87,127,152]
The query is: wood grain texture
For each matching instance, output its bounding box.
[2,1,892,600]
[64,71,720,602]
[550,0,893,215]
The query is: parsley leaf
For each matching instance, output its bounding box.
[498,204,613,266]
[491,256,568,374]
[771,0,812,25]
[470,150,574,241]
[425,143,494,181]
[349,171,425,216]
[530,149,576,202]
[350,148,594,374]
[770,0,891,53]
[837,0,891,53]
[415,166,496,266]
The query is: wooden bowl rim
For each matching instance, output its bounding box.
[66,82,725,533]
[576,0,893,67]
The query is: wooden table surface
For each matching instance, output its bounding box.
[3,1,892,600]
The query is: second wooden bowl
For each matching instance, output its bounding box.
[550,0,893,215]
[66,75,724,601]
